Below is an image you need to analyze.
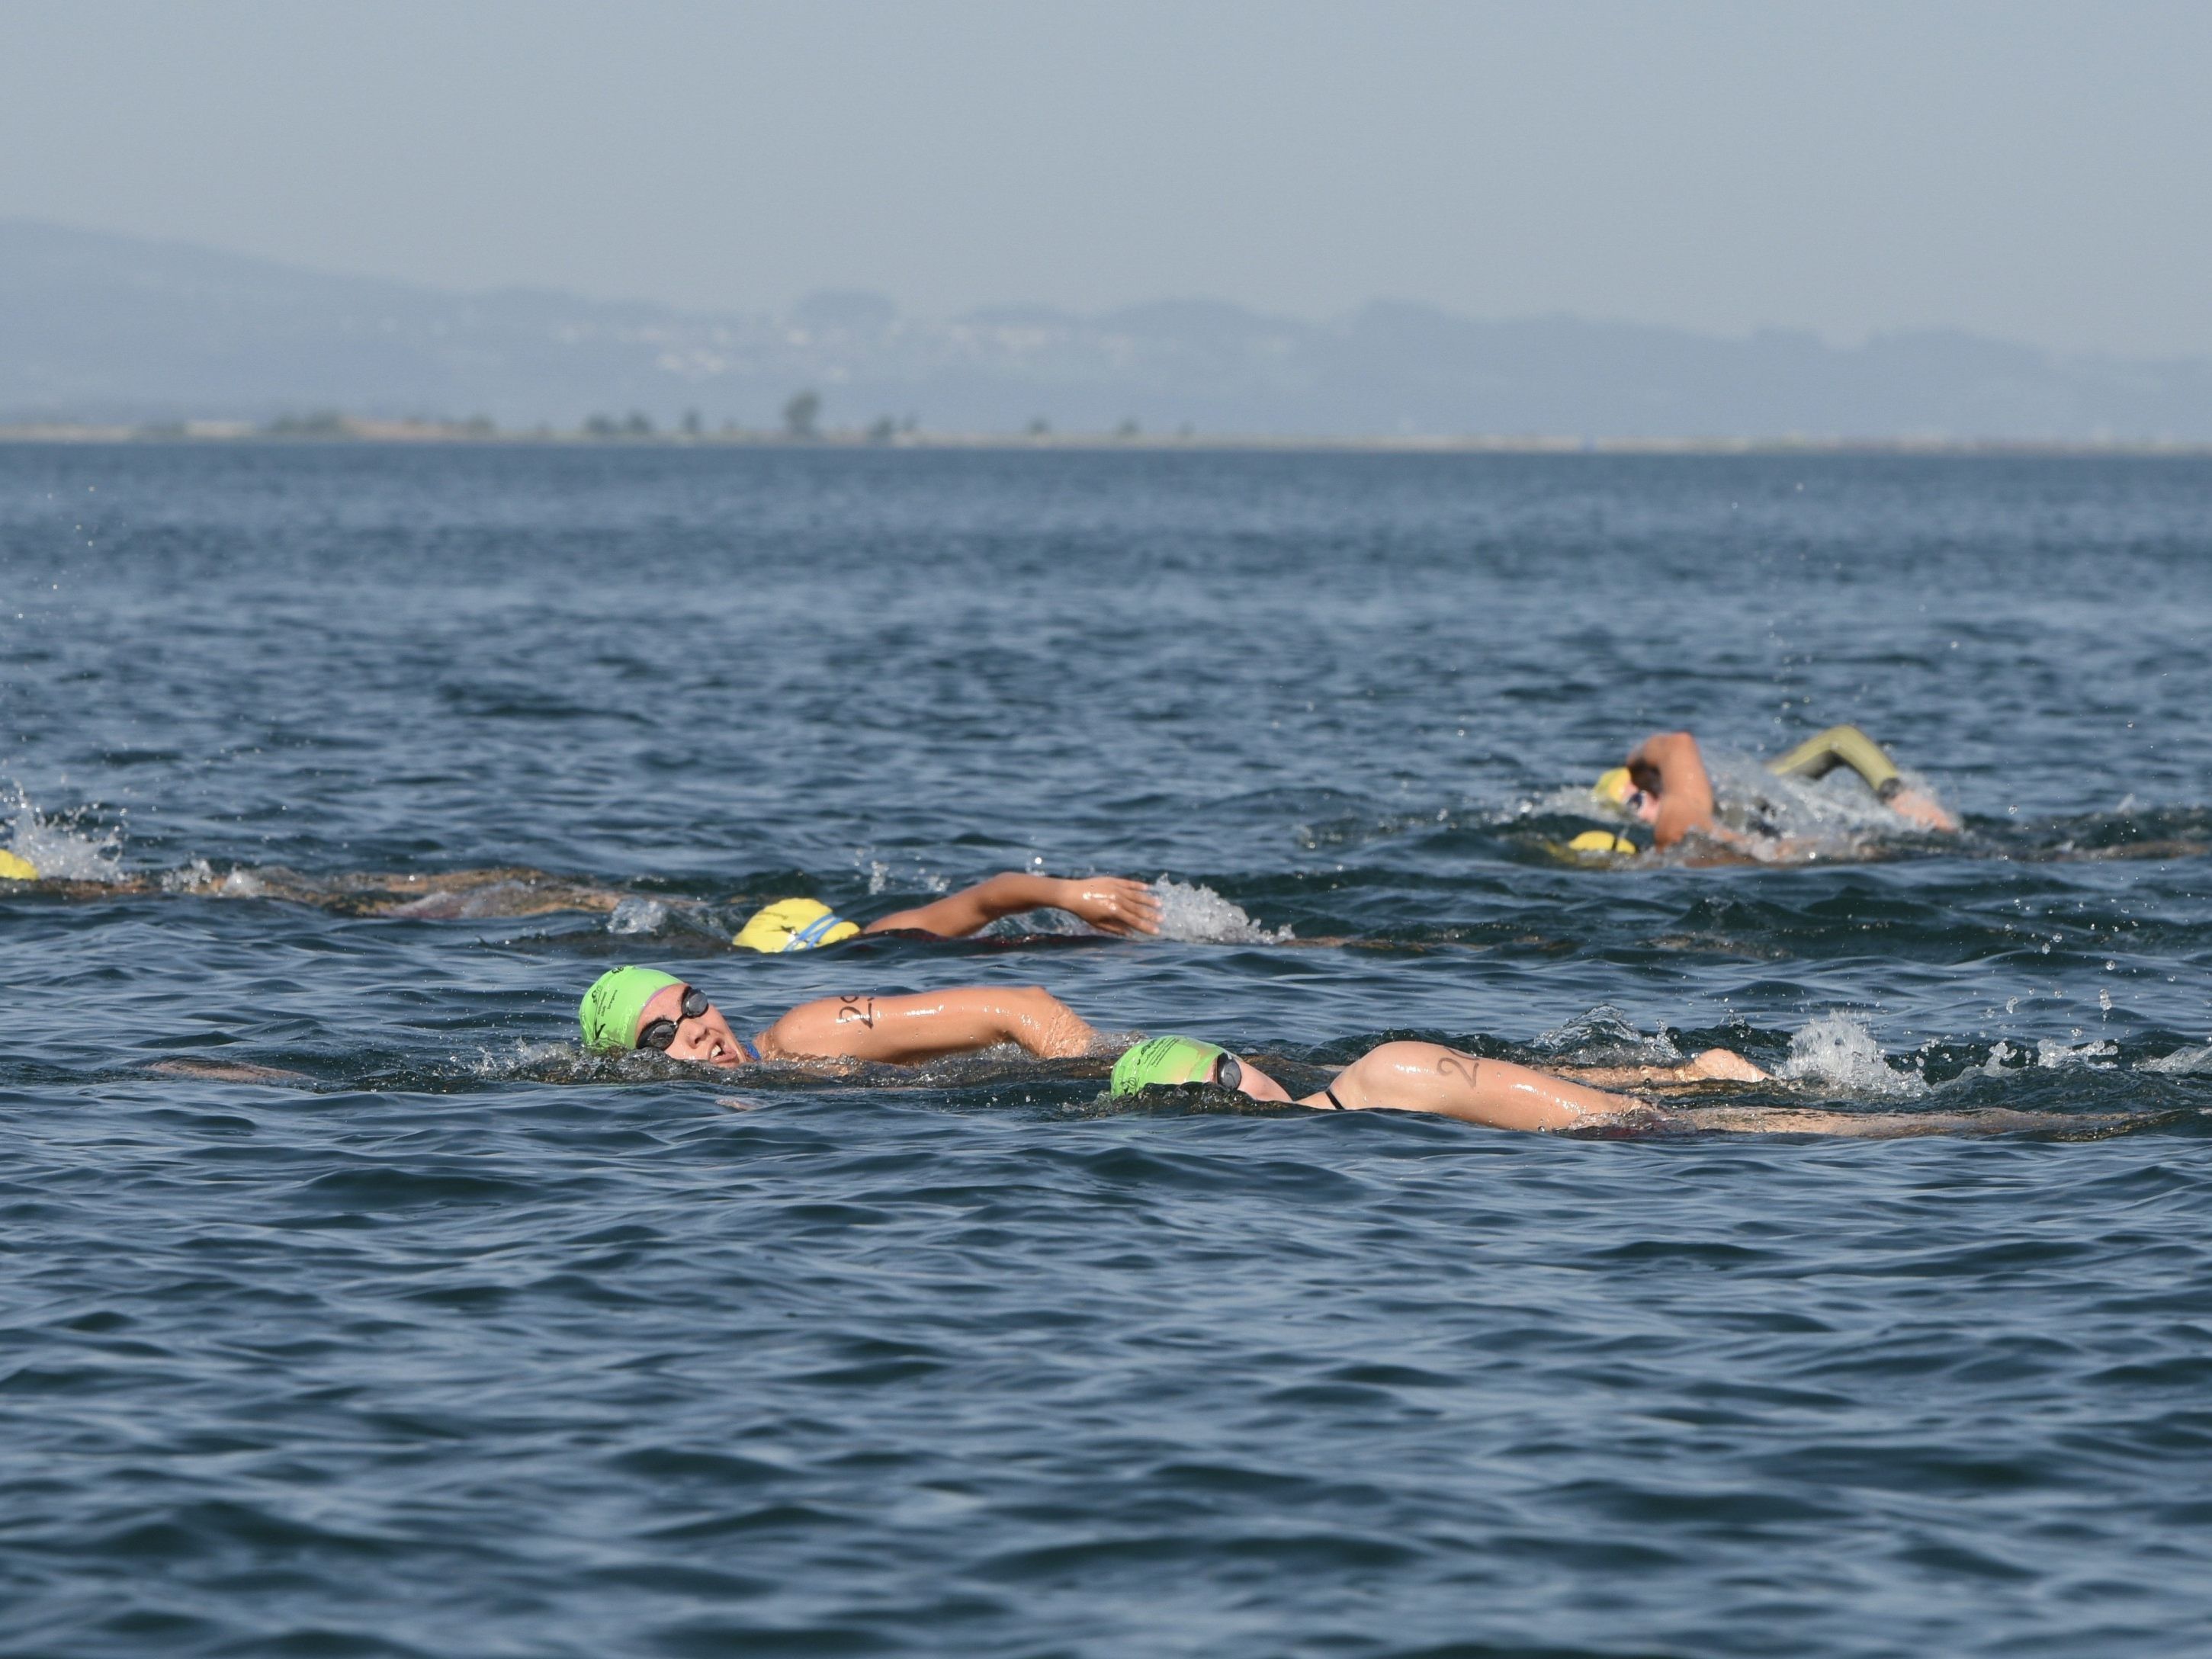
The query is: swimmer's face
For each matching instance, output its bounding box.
[637,983,746,1066]
[1218,1054,1292,1103]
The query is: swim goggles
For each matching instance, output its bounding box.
[1213,1054,1244,1091]
[637,985,711,1051]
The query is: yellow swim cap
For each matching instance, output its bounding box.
[734,897,863,953]
[1592,768,1635,808]
[1567,830,1639,856]
[0,850,37,881]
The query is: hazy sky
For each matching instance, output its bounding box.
[5,0,2209,355]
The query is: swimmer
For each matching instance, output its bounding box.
[1583,724,1958,855]
[733,872,1160,952]
[0,862,633,915]
[1113,1033,1767,1131]
[1111,1035,2143,1139]
[5,858,1161,942]
[579,965,1096,1066]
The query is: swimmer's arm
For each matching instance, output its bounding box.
[866,873,1161,938]
[147,1058,313,1085]
[1626,731,1719,850]
[1302,1041,1639,1131]
[1555,1048,1771,1089]
[762,986,1096,1063]
[1668,1105,2152,1138]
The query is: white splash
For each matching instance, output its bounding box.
[1778,1013,1928,1098]
[1696,751,1956,855]
[2143,1044,2212,1076]
[158,861,282,899]
[1534,1005,1684,1067]
[1149,878,1292,944]
[465,1039,579,1079]
[2,785,124,881]
[2034,1037,2119,1070]
[159,858,218,893]
[864,857,950,897]
[607,896,670,935]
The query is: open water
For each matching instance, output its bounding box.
[5,444,2212,1657]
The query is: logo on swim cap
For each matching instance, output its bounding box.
[579,966,683,1052]
[1592,768,1635,808]
[734,898,863,953]
[1111,1035,1228,1096]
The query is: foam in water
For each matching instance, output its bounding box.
[2,785,124,881]
[1778,1013,1929,1098]
[1149,878,1291,944]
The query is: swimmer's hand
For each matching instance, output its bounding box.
[1886,787,1960,833]
[1051,876,1162,937]
[1685,1046,1769,1083]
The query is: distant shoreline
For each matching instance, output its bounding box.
[2,422,2209,457]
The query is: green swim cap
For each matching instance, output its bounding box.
[1111,1035,1229,1096]
[579,966,683,1052]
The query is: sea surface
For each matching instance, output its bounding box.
[5,444,2212,1657]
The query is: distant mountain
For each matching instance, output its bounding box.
[5,218,2211,441]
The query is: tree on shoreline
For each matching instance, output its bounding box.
[783,390,821,441]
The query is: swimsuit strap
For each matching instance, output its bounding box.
[1323,1086,1347,1111]
[738,1035,762,1064]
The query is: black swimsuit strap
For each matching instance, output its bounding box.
[1323,1086,1347,1111]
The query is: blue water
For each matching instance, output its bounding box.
[5,444,2212,1656]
